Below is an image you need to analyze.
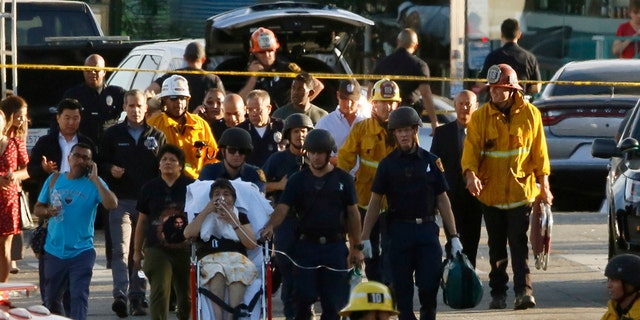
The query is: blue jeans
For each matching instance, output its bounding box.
[388,221,442,320]
[109,199,147,301]
[292,241,349,320]
[44,249,96,320]
[274,216,297,319]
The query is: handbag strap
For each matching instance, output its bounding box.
[48,172,60,197]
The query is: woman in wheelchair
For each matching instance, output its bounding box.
[184,178,258,320]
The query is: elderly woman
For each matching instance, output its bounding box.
[133,144,194,320]
[184,178,257,320]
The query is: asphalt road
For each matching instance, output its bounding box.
[5,211,610,320]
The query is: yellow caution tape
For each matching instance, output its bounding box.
[2,64,640,87]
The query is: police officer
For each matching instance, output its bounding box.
[338,78,402,284]
[339,281,399,320]
[262,113,314,320]
[148,75,218,179]
[198,127,266,193]
[237,89,284,167]
[361,107,461,320]
[602,254,640,320]
[261,129,365,320]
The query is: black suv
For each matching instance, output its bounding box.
[592,98,640,258]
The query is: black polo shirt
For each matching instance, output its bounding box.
[280,167,357,235]
[373,48,431,106]
[262,149,307,203]
[63,83,125,144]
[478,42,541,93]
[372,147,448,220]
[254,58,294,109]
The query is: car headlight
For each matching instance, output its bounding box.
[625,178,640,202]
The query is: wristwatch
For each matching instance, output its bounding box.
[353,243,364,251]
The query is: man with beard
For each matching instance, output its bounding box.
[198,127,266,194]
[262,113,314,320]
[272,72,328,124]
[261,129,365,320]
[337,78,401,284]
[148,75,218,179]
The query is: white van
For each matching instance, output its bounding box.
[106,39,204,91]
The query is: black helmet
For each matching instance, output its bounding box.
[283,114,314,139]
[388,106,423,131]
[605,254,640,288]
[219,127,253,151]
[303,129,337,153]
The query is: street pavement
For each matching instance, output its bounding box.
[5,211,609,319]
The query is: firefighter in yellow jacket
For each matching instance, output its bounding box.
[148,75,218,179]
[337,78,400,283]
[461,64,552,310]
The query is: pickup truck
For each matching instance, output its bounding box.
[5,0,155,145]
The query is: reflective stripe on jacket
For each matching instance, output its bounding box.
[337,118,395,209]
[461,92,550,208]
[148,112,218,179]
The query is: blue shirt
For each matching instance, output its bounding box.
[372,147,448,220]
[38,173,107,259]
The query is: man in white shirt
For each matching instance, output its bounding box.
[315,79,368,167]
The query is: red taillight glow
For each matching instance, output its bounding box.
[540,107,629,126]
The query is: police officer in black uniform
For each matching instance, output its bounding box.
[198,127,266,193]
[237,89,284,167]
[361,107,462,320]
[262,113,313,320]
[261,129,364,320]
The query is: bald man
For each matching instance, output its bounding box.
[63,54,125,145]
[373,28,438,131]
[222,93,247,128]
[430,90,483,267]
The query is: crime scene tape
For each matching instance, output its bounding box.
[4,63,640,88]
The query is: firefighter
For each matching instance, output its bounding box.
[339,281,399,320]
[602,254,640,320]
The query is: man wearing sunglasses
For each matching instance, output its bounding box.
[198,127,266,194]
[148,75,218,179]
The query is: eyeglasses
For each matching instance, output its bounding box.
[71,152,91,161]
[226,147,247,155]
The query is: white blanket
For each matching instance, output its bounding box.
[185,179,273,320]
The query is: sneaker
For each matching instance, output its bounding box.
[112,297,128,318]
[129,299,147,316]
[489,295,507,309]
[514,294,536,310]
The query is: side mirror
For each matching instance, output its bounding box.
[591,138,620,158]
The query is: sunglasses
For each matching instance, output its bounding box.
[226,147,248,155]
[168,96,189,101]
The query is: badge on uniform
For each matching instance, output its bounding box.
[106,95,114,107]
[273,131,282,143]
[144,136,159,150]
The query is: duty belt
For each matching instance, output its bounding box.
[395,216,436,224]
[299,233,345,244]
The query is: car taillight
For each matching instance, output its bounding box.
[540,108,628,126]
[625,179,640,202]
